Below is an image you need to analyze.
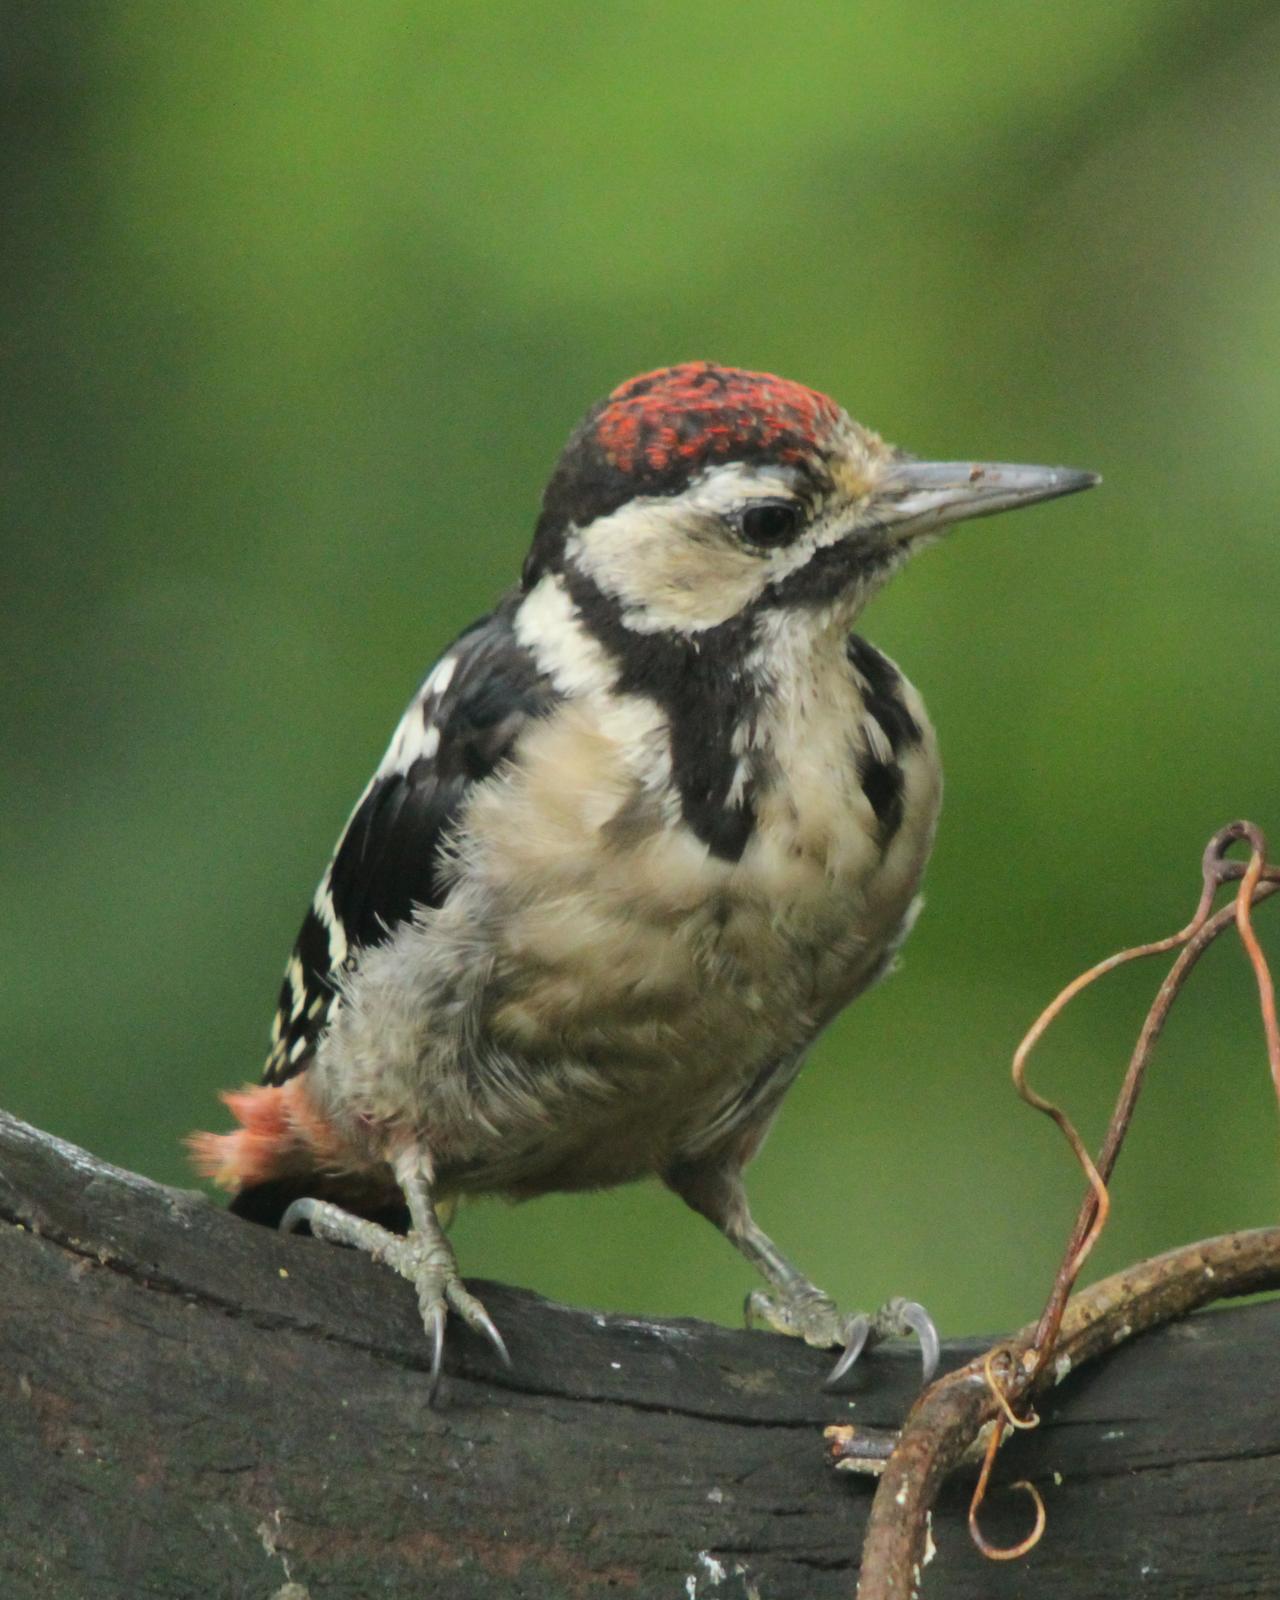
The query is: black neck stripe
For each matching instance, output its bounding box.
[560,567,758,861]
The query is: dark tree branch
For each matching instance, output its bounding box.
[2,1109,1279,1599]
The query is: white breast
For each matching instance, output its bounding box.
[312,625,940,1190]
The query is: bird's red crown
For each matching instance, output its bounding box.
[594,362,843,478]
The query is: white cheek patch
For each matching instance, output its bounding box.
[566,461,808,634]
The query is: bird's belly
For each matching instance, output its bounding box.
[313,695,940,1191]
[461,746,939,1187]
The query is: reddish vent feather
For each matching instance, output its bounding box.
[187,1078,348,1191]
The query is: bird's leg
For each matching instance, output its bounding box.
[664,1158,938,1386]
[392,1150,512,1391]
[279,1146,509,1401]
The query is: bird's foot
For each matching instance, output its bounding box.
[745,1286,939,1388]
[279,1197,510,1401]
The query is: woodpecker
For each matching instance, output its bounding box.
[192,362,1096,1397]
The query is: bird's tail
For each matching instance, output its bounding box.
[187,1078,345,1191]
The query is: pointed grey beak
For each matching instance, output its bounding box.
[876,459,1099,540]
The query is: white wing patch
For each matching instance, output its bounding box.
[374,660,457,780]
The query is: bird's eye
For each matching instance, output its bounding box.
[738,501,802,548]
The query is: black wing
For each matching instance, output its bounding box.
[262,594,557,1086]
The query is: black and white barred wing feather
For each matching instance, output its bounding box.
[263,599,556,1086]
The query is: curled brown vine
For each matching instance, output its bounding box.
[843,821,1280,1598]
[968,821,1280,1555]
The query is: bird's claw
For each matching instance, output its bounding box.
[464,1299,513,1370]
[276,1197,510,1402]
[406,1275,512,1405]
[825,1313,871,1388]
[825,1295,940,1390]
[898,1298,941,1384]
[425,1299,447,1400]
[745,1283,937,1388]
[437,1275,512,1371]
[388,1233,511,1401]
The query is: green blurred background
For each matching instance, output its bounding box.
[5,1,1280,1340]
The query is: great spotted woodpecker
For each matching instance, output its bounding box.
[192,362,1096,1397]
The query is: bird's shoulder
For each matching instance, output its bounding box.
[841,632,935,844]
[262,593,558,1085]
